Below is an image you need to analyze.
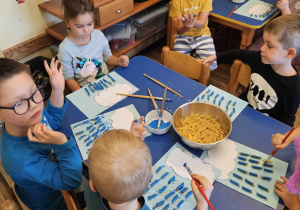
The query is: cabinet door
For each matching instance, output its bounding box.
[98,0,133,27]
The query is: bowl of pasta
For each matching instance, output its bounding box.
[172,102,232,150]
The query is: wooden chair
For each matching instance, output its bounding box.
[61,190,82,210]
[227,59,251,96]
[161,46,210,86]
[167,1,178,50]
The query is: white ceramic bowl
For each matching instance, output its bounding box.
[172,102,232,150]
[145,110,172,135]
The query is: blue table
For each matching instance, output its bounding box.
[210,0,280,49]
[59,56,295,210]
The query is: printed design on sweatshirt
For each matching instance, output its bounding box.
[76,57,103,82]
[247,73,278,111]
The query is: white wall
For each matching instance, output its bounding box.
[0,0,62,61]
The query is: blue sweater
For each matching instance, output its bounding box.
[0,100,82,210]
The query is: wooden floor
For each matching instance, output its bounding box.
[137,36,231,91]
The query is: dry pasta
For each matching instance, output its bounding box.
[177,113,225,143]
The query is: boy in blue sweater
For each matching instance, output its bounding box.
[0,58,82,209]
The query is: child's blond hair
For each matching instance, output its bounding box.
[264,14,300,56]
[88,129,152,204]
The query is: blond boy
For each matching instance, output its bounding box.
[85,129,152,209]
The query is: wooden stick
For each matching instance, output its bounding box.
[158,86,167,129]
[116,93,172,101]
[147,88,158,109]
[143,73,183,98]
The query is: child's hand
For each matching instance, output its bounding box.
[44,58,65,92]
[202,54,217,65]
[191,174,214,210]
[178,13,196,30]
[277,0,291,14]
[118,55,129,67]
[271,133,292,150]
[27,123,68,145]
[130,116,148,140]
[274,176,300,210]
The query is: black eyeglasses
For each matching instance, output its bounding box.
[0,88,45,115]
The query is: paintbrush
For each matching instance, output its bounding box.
[157,86,167,129]
[116,93,172,101]
[147,88,161,118]
[143,73,183,98]
[183,163,215,210]
[265,127,295,163]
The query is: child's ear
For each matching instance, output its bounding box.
[64,19,71,29]
[286,48,296,59]
[90,180,98,192]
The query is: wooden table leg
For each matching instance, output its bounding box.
[240,27,255,49]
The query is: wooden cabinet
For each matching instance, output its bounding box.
[39,0,166,57]
[98,0,133,27]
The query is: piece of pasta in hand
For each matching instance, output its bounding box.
[177,113,225,143]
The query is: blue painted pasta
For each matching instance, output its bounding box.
[238,156,247,161]
[158,186,167,194]
[233,173,243,180]
[210,91,214,96]
[75,131,84,135]
[79,135,87,140]
[155,200,164,207]
[239,152,249,156]
[261,176,272,181]
[172,194,179,203]
[73,123,81,129]
[258,184,269,192]
[155,166,163,173]
[250,155,262,159]
[201,94,205,100]
[89,127,96,133]
[177,200,185,208]
[82,120,90,125]
[100,80,107,88]
[245,179,254,186]
[242,186,252,193]
[176,182,184,191]
[97,82,104,90]
[94,118,101,125]
[102,126,110,134]
[249,159,260,164]
[249,172,258,177]
[263,163,273,168]
[229,112,234,117]
[165,190,175,199]
[86,124,93,130]
[197,97,200,101]
[230,179,240,186]
[103,78,112,85]
[256,192,268,200]
[180,187,188,194]
[86,139,94,146]
[84,88,90,96]
[263,168,274,173]
[100,125,107,132]
[233,108,236,113]
[98,122,105,127]
[144,188,150,194]
[207,94,210,101]
[233,101,236,106]
[92,129,100,137]
[185,191,193,199]
[150,179,160,187]
[237,168,248,174]
[206,89,211,94]
[107,74,115,82]
[161,172,169,179]
[148,194,158,200]
[83,136,91,143]
[168,176,175,184]
[251,165,262,170]
[162,204,170,210]
[238,161,248,166]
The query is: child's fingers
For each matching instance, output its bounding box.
[27,128,39,142]
[50,58,55,72]
[280,176,288,183]
[58,63,64,74]
[32,123,48,140]
[44,60,52,76]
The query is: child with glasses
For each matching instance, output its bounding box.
[0,58,82,210]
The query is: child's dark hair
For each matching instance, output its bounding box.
[62,0,95,20]
[0,58,31,83]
